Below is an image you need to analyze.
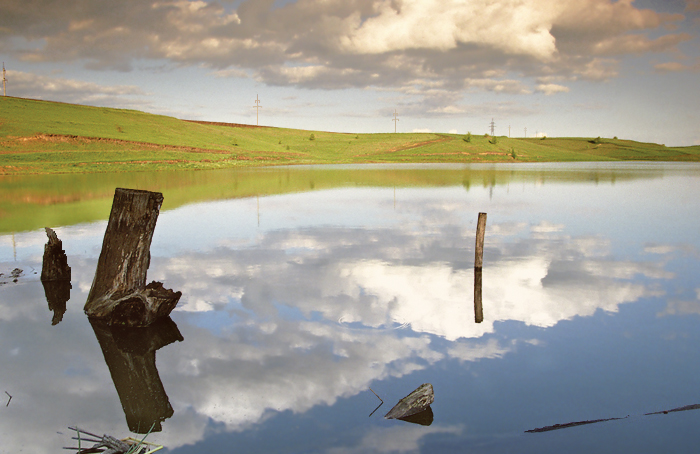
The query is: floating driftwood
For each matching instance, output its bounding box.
[385,383,434,421]
[84,188,181,327]
[645,403,700,415]
[526,416,627,433]
[40,227,72,325]
[527,402,700,433]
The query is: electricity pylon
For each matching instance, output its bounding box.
[253,94,262,126]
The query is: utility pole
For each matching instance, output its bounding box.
[2,63,6,97]
[253,94,262,126]
[392,109,399,133]
[489,118,496,136]
[508,125,511,138]
[524,127,527,138]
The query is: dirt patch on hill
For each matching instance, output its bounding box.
[2,133,231,154]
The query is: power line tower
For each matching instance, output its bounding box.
[524,127,527,138]
[2,63,6,97]
[489,118,496,136]
[253,94,262,126]
[392,109,399,133]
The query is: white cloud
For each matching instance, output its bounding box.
[338,0,561,60]
[536,83,570,95]
[0,0,690,105]
[5,70,149,108]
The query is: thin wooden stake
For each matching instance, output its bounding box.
[368,388,384,417]
[369,387,384,403]
[475,212,487,269]
[474,213,486,323]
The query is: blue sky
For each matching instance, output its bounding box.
[1,0,699,145]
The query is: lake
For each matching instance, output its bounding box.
[1,162,700,453]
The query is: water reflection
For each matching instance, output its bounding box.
[41,279,70,325]
[1,164,700,453]
[90,317,183,433]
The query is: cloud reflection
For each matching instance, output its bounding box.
[0,187,682,452]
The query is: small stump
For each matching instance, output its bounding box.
[40,227,71,325]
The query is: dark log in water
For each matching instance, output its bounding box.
[90,317,183,433]
[84,188,181,327]
[526,416,627,433]
[385,383,434,420]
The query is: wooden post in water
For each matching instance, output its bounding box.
[474,212,486,323]
[84,188,181,327]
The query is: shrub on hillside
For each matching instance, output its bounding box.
[463,132,472,143]
[309,133,315,141]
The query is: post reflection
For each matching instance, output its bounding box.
[474,268,483,324]
[90,317,183,433]
[41,279,70,325]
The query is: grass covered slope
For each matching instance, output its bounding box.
[1,96,699,174]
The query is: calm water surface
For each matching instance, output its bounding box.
[1,163,700,453]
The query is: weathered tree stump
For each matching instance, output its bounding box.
[84,188,181,327]
[41,227,71,281]
[40,227,71,325]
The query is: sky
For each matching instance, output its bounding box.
[1,0,699,145]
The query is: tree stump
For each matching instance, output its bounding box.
[40,227,71,325]
[41,227,71,281]
[84,188,181,327]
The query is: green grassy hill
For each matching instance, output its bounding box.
[1,96,699,174]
